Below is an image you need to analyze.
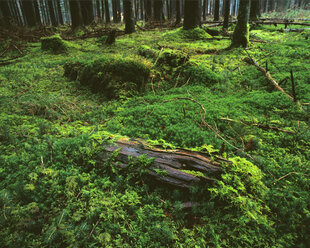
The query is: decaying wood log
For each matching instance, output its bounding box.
[103,137,225,189]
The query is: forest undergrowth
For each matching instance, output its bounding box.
[0,21,309,247]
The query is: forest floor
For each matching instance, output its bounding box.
[0,20,310,247]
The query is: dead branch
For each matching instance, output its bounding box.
[244,49,295,101]
[220,117,296,134]
[254,21,310,27]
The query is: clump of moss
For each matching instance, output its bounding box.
[41,34,67,54]
[137,45,158,59]
[64,56,150,99]
[163,27,213,41]
[182,63,224,86]
[157,49,189,67]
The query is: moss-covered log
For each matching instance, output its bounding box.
[104,137,224,188]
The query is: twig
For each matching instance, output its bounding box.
[88,219,100,239]
[274,172,309,184]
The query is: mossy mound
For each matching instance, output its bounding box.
[41,35,68,54]
[163,27,213,41]
[182,63,224,86]
[157,49,189,67]
[64,56,150,99]
[137,45,158,59]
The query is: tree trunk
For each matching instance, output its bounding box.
[48,0,58,26]
[104,0,110,23]
[176,0,181,23]
[153,0,164,21]
[140,0,144,20]
[0,0,11,26]
[250,0,260,21]
[214,0,220,21]
[202,0,207,20]
[69,0,82,27]
[145,0,152,21]
[80,0,94,25]
[56,0,64,25]
[96,0,101,18]
[33,0,42,25]
[231,0,250,48]
[124,0,136,33]
[21,0,37,26]
[183,0,200,30]
[223,0,230,29]
[104,137,223,189]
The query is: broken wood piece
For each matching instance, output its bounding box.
[103,137,224,189]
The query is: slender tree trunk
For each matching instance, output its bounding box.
[48,0,58,26]
[268,0,274,12]
[21,0,37,26]
[223,0,230,29]
[176,0,181,23]
[105,0,110,23]
[214,0,220,21]
[145,0,152,21]
[232,0,250,48]
[124,0,135,33]
[80,0,94,25]
[153,0,163,21]
[56,0,64,24]
[183,0,200,29]
[69,0,82,27]
[140,0,144,20]
[202,0,207,20]
[33,0,41,25]
[250,0,260,21]
[0,0,12,26]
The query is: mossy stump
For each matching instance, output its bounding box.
[41,35,68,54]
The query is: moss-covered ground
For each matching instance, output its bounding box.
[0,22,309,247]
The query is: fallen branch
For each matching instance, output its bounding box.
[254,21,310,27]
[244,49,294,101]
[220,117,296,134]
[274,172,309,184]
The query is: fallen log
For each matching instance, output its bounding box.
[103,137,225,189]
[254,21,310,27]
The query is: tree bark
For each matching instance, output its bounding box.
[223,0,230,29]
[145,0,152,21]
[48,0,58,26]
[104,137,223,188]
[250,0,260,21]
[69,0,82,28]
[56,0,64,25]
[21,0,37,26]
[124,0,136,33]
[202,0,207,20]
[214,0,220,21]
[183,0,201,30]
[231,0,251,48]
[0,0,11,26]
[176,0,181,24]
[80,0,94,25]
[105,0,111,23]
[153,0,164,21]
